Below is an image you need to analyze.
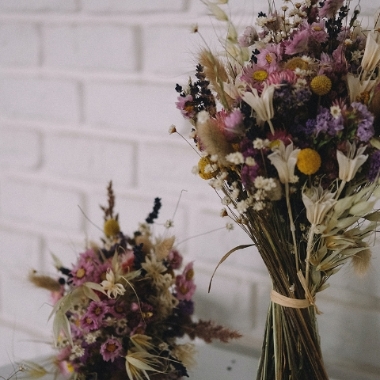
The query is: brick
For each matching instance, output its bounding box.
[85,189,188,244]
[0,270,53,334]
[0,0,77,11]
[44,133,135,185]
[138,141,204,195]
[0,126,41,169]
[186,207,263,270]
[143,24,225,76]
[0,229,41,271]
[81,0,186,13]
[189,0,257,15]
[43,24,137,72]
[192,266,258,332]
[0,77,80,123]
[84,81,184,132]
[0,23,39,67]
[1,179,84,232]
[0,326,53,368]
[43,236,85,270]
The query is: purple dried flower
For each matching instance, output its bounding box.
[80,314,100,333]
[176,94,195,119]
[86,301,109,323]
[238,26,258,47]
[100,337,123,362]
[368,150,380,181]
[352,102,375,142]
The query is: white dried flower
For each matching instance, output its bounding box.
[226,152,245,164]
[226,222,234,230]
[245,156,256,166]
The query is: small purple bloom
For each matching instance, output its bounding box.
[168,249,183,270]
[352,102,375,142]
[285,29,310,55]
[87,301,109,323]
[100,337,123,362]
[368,150,380,181]
[80,314,100,333]
[176,94,195,119]
[178,300,195,315]
[238,26,258,47]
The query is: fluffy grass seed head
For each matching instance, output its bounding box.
[104,218,120,237]
[310,75,332,96]
[297,148,322,175]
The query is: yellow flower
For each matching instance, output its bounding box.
[253,70,268,81]
[310,75,332,96]
[104,218,120,237]
[198,156,218,179]
[297,148,321,175]
[284,57,309,71]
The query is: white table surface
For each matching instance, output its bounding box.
[0,344,256,380]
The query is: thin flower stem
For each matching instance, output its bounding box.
[268,119,275,135]
[285,182,299,272]
[336,179,347,199]
[305,224,315,288]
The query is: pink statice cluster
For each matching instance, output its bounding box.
[30,184,241,380]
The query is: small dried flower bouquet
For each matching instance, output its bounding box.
[29,182,240,380]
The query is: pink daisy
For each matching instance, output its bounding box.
[100,337,123,362]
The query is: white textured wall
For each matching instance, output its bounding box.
[0,1,379,379]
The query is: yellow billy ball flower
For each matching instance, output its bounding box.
[104,218,120,237]
[198,156,217,179]
[284,57,309,71]
[310,75,332,96]
[198,157,217,179]
[253,70,268,81]
[297,148,321,175]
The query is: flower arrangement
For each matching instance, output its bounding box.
[28,182,240,380]
[173,0,380,379]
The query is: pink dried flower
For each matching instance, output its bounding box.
[256,44,282,73]
[176,94,195,118]
[238,26,258,47]
[175,262,196,301]
[100,337,123,362]
[266,70,297,85]
[168,249,183,270]
[285,29,310,55]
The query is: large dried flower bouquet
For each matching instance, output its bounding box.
[28,182,240,380]
[173,0,380,379]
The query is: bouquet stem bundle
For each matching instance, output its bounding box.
[251,208,327,379]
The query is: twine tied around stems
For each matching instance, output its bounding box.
[270,270,322,314]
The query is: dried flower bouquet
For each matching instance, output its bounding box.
[29,182,240,380]
[173,0,380,379]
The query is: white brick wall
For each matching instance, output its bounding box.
[0,1,379,379]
